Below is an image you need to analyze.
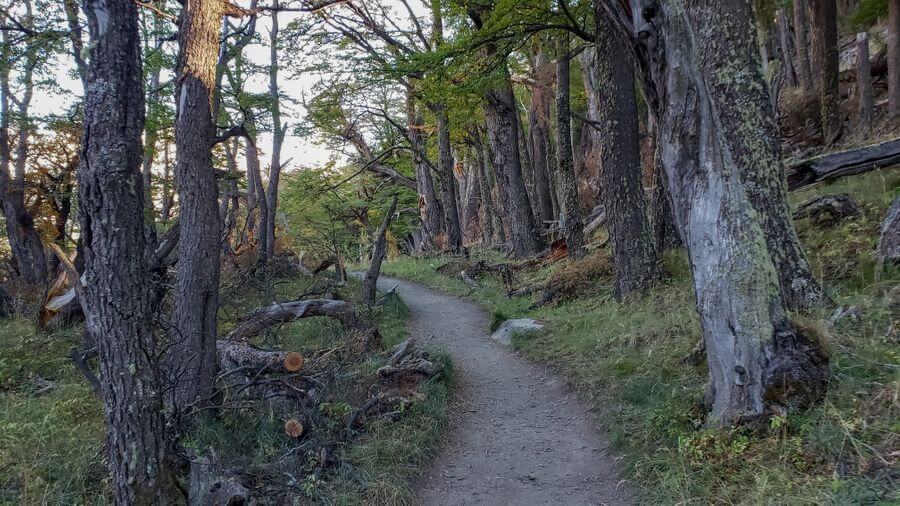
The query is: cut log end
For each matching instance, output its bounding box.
[284,351,304,372]
[284,418,305,438]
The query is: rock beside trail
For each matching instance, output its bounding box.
[490,318,544,347]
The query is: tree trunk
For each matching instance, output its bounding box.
[247,140,268,267]
[265,4,283,264]
[810,0,842,144]
[701,0,825,310]
[0,20,46,285]
[793,0,815,93]
[161,140,173,224]
[483,76,544,257]
[555,35,585,260]
[889,0,900,118]
[472,129,494,245]
[363,196,397,304]
[857,32,874,134]
[79,0,177,501]
[589,9,660,298]
[648,113,681,251]
[172,0,225,411]
[435,109,462,252]
[528,49,555,224]
[776,8,799,88]
[407,94,444,249]
[601,0,829,425]
[481,127,506,246]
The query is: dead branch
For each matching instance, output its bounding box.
[224,299,358,342]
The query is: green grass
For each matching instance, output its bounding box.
[0,274,452,505]
[383,167,899,504]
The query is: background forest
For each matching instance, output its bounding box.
[0,0,898,504]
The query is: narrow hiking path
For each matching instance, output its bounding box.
[377,277,632,505]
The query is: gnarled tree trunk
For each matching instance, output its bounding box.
[600,0,828,425]
[79,0,177,501]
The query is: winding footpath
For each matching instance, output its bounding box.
[377,277,632,505]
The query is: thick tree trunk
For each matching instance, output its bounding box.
[265,5,283,264]
[589,11,660,298]
[483,76,544,258]
[363,196,397,304]
[601,0,829,425]
[700,0,825,310]
[889,0,900,118]
[555,36,585,260]
[0,27,46,285]
[810,0,842,143]
[172,0,225,411]
[79,0,177,501]
[793,0,815,93]
[407,94,444,249]
[857,32,874,133]
[435,109,462,253]
[527,49,555,224]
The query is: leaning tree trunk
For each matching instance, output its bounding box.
[172,0,226,411]
[79,0,177,501]
[700,0,825,310]
[589,12,660,298]
[483,74,544,258]
[363,196,397,304]
[599,0,829,425]
[810,0,842,144]
[435,108,462,253]
[555,35,585,260]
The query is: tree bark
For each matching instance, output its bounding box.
[79,0,177,501]
[363,196,397,304]
[472,127,494,246]
[889,0,900,118]
[589,9,660,298]
[555,35,585,260]
[648,113,681,251]
[599,0,829,425]
[0,14,47,285]
[527,49,555,224]
[857,32,874,134]
[172,0,226,411]
[265,3,284,264]
[810,0,842,144]
[697,0,825,310]
[407,94,444,249]
[435,108,462,252]
[793,0,815,93]
[776,8,799,88]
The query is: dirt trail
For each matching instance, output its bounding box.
[377,277,632,505]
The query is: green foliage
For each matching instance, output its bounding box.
[850,0,889,28]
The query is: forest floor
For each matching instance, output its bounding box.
[383,166,899,504]
[0,275,452,504]
[376,276,631,505]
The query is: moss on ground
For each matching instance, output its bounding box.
[383,167,899,504]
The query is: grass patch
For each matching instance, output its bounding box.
[383,167,899,504]
[0,273,451,505]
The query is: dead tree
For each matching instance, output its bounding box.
[79,0,177,501]
[363,196,398,304]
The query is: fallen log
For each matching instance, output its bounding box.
[225,299,358,342]
[786,139,900,191]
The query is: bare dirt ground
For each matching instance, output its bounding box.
[378,277,632,505]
